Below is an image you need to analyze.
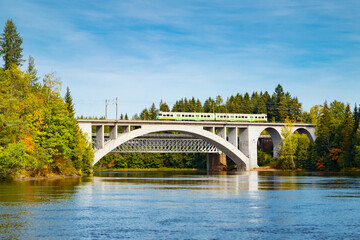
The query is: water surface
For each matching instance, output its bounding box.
[1,171,360,239]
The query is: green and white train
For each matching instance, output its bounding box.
[157,111,267,122]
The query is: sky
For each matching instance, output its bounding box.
[1,0,360,119]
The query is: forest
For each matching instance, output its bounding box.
[0,19,93,179]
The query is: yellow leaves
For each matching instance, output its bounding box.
[43,73,62,97]
[18,133,35,153]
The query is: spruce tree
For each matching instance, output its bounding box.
[27,55,39,86]
[64,86,75,116]
[0,19,24,69]
[159,100,170,112]
[148,103,158,120]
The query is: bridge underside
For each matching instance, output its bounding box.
[110,134,221,153]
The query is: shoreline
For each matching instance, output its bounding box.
[94,167,200,172]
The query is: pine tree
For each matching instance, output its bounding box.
[242,93,251,113]
[159,100,170,112]
[27,55,39,86]
[257,99,267,114]
[140,108,149,120]
[148,103,158,120]
[0,19,24,69]
[64,86,75,116]
[340,104,354,167]
[203,97,214,113]
[196,99,203,112]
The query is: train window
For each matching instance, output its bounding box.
[177,114,180,117]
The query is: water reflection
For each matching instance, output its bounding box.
[0,177,86,239]
[1,171,360,239]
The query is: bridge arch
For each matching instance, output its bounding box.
[252,125,316,160]
[93,125,251,169]
[252,126,283,159]
[293,127,316,142]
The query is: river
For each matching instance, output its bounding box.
[0,171,360,239]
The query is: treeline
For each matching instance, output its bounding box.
[0,19,93,178]
[95,153,206,169]
[133,84,303,122]
[277,101,360,171]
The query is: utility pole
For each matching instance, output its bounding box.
[213,102,215,121]
[116,97,118,120]
[105,99,108,119]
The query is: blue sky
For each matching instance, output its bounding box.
[1,0,360,118]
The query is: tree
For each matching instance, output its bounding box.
[27,55,39,86]
[278,118,297,169]
[159,100,170,112]
[140,108,149,120]
[339,104,354,167]
[0,19,23,69]
[148,103,158,120]
[64,86,75,116]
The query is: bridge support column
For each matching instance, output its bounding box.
[96,125,104,149]
[227,127,238,147]
[239,127,259,169]
[78,123,92,143]
[109,125,118,140]
[216,127,226,139]
[207,153,227,171]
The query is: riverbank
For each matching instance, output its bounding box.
[0,169,91,181]
[252,166,281,171]
[94,167,199,172]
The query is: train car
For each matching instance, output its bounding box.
[156,111,267,122]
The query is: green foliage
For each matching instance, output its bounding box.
[64,86,75,116]
[95,152,206,170]
[0,143,35,172]
[159,100,170,112]
[257,150,276,166]
[0,21,94,177]
[278,118,298,169]
[27,55,39,86]
[0,19,23,69]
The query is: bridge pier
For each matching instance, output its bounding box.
[238,128,259,169]
[207,153,227,171]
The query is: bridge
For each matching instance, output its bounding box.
[77,120,316,171]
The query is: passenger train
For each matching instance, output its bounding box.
[156,111,267,122]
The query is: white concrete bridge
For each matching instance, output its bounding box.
[77,120,316,170]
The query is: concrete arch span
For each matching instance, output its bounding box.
[251,125,316,159]
[293,127,316,142]
[93,125,250,170]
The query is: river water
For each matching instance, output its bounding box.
[1,171,360,239]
